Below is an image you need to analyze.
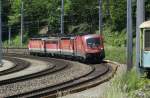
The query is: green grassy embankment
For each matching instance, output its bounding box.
[105,45,126,64]
[103,68,150,98]
[103,31,150,98]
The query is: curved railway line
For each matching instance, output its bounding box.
[0,57,30,76]
[0,48,118,98]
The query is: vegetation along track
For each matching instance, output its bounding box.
[1,48,117,98]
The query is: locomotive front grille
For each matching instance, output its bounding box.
[144,30,150,51]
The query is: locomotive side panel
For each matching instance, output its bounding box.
[45,40,59,55]
[28,34,105,62]
[60,38,74,56]
[28,39,45,53]
[74,36,86,58]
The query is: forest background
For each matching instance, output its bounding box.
[1,0,150,63]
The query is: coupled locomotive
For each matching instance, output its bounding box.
[28,34,105,62]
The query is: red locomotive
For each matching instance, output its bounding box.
[28,34,105,62]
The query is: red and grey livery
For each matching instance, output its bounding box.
[28,34,105,61]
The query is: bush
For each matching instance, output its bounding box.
[3,33,28,48]
[105,45,126,64]
[102,27,127,47]
[103,69,150,98]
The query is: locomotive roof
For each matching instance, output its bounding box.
[30,33,100,40]
[140,21,150,29]
[44,37,60,41]
[30,37,48,40]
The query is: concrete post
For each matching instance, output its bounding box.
[21,0,24,47]
[0,0,2,66]
[8,26,11,46]
[61,0,64,34]
[136,0,145,75]
[99,0,102,34]
[127,0,133,70]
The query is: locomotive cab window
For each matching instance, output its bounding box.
[86,38,100,47]
[144,30,150,51]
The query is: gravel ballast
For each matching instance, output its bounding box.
[0,60,14,72]
[58,61,126,98]
[0,57,53,81]
[0,59,92,97]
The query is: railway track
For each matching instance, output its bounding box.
[0,57,30,76]
[0,55,68,85]
[0,48,118,98]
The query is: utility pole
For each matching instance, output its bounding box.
[136,0,145,75]
[99,0,102,35]
[61,0,64,34]
[0,0,2,66]
[21,0,24,47]
[127,0,133,70]
[38,19,40,33]
[8,26,11,46]
[106,0,110,16]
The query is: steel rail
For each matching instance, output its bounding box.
[2,49,116,98]
[0,56,68,86]
[0,57,30,76]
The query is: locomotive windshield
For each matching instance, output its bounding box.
[86,38,100,47]
[144,30,150,50]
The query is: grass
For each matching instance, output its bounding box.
[104,40,136,65]
[103,68,150,98]
[104,44,126,64]
[102,27,149,98]
[103,44,150,98]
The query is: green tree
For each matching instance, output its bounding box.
[8,0,21,25]
[109,0,126,31]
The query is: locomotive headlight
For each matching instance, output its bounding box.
[100,48,103,50]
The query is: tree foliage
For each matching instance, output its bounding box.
[2,0,150,36]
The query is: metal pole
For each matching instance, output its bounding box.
[136,0,145,75]
[21,0,24,47]
[106,0,110,16]
[38,19,40,33]
[61,0,64,34]
[127,0,133,70]
[99,0,102,35]
[0,0,2,66]
[8,26,11,46]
